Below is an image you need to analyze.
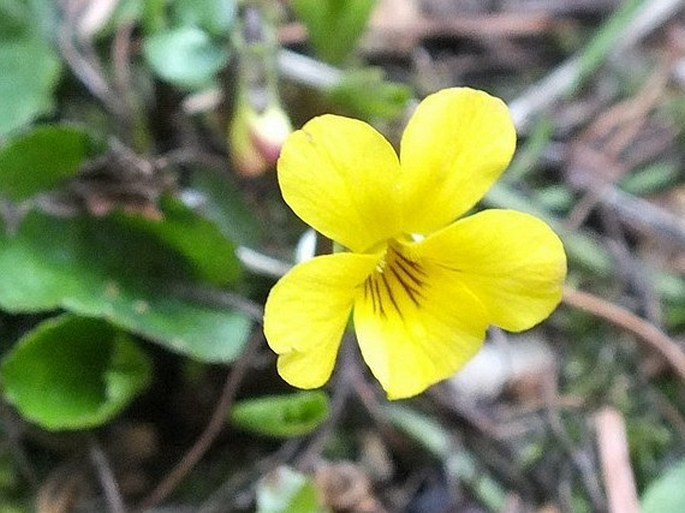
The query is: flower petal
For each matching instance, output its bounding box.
[415,209,566,332]
[278,115,402,253]
[353,243,489,399]
[399,88,516,234]
[264,252,378,389]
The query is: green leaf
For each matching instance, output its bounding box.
[230,391,329,438]
[189,170,263,246]
[0,0,31,39]
[619,161,679,196]
[641,459,685,513]
[291,0,376,64]
[0,125,94,201]
[570,0,644,94]
[143,26,228,88]
[384,404,451,457]
[256,466,330,513]
[1,315,151,430]
[327,67,411,119]
[172,0,236,36]
[0,211,251,363]
[0,39,61,136]
[119,196,241,286]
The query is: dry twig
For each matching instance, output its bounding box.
[137,331,263,510]
[509,0,685,131]
[594,407,639,513]
[562,286,685,380]
[89,439,127,513]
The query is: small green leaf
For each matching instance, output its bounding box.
[0,125,94,201]
[619,161,679,196]
[173,0,236,36]
[384,404,451,457]
[230,391,329,438]
[119,196,241,286]
[143,26,228,88]
[190,170,263,246]
[641,459,685,513]
[0,0,31,39]
[0,211,251,363]
[0,39,61,136]
[256,466,330,513]
[1,315,151,430]
[328,68,411,119]
[292,0,376,64]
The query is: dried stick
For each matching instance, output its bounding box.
[562,286,685,380]
[594,407,639,513]
[136,331,263,510]
[296,337,358,469]
[509,0,685,131]
[57,3,127,121]
[89,439,127,513]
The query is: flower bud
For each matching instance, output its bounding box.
[229,97,292,177]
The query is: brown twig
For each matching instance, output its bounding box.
[565,59,673,231]
[89,438,127,513]
[136,330,264,510]
[509,0,685,131]
[282,10,556,54]
[57,2,127,120]
[562,286,685,380]
[0,401,37,488]
[196,438,302,513]
[112,20,135,109]
[594,407,639,513]
[296,336,358,469]
[541,372,606,511]
[170,283,265,323]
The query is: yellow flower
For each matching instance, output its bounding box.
[264,87,566,400]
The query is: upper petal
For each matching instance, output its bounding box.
[399,88,516,234]
[264,252,379,389]
[353,242,489,399]
[278,115,402,253]
[415,209,566,331]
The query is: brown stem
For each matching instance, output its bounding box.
[562,286,685,380]
[136,330,263,510]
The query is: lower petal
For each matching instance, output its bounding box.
[276,340,342,390]
[264,252,378,389]
[415,209,566,332]
[353,244,489,400]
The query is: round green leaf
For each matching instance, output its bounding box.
[173,0,236,36]
[0,0,31,39]
[143,26,227,88]
[291,0,376,64]
[119,196,241,286]
[0,40,61,136]
[190,169,264,246]
[0,210,251,363]
[230,391,329,438]
[327,68,411,119]
[0,124,94,201]
[642,459,685,513]
[1,315,151,430]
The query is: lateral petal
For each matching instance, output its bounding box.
[264,252,378,389]
[278,115,402,253]
[399,88,516,234]
[353,243,489,399]
[416,209,566,332]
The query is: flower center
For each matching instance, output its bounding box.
[363,241,426,319]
